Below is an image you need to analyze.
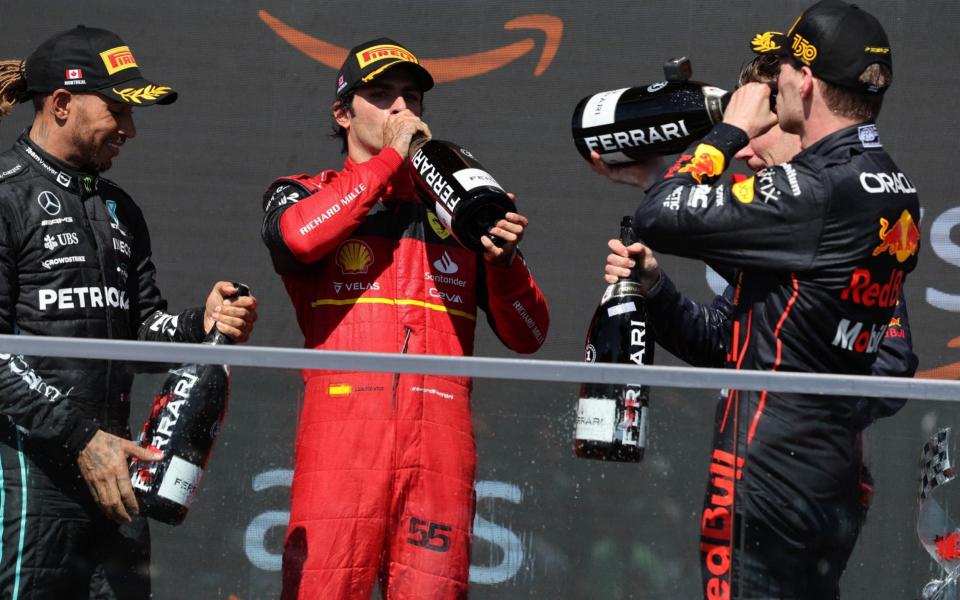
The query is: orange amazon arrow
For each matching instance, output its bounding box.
[917,335,960,380]
[257,10,562,83]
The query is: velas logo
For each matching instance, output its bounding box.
[872,209,920,264]
[357,44,419,68]
[336,239,374,275]
[258,10,563,83]
[99,46,138,75]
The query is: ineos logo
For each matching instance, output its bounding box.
[37,191,62,216]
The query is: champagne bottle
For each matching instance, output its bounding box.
[408,139,515,252]
[575,218,654,462]
[129,283,249,525]
[571,57,729,164]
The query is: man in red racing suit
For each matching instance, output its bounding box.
[260,38,549,599]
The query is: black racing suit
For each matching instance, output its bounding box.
[634,123,920,599]
[0,133,206,599]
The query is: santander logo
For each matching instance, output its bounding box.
[258,11,563,82]
[433,252,459,274]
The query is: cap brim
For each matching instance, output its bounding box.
[98,77,177,106]
[360,60,434,93]
[751,31,791,56]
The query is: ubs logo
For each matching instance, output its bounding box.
[37,191,62,216]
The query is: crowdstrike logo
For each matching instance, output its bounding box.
[433,252,459,274]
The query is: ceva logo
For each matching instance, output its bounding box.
[258,11,563,82]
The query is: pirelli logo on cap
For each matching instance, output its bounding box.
[357,44,419,68]
[865,46,890,54]
[100,46,138,75]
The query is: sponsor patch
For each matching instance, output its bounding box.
[100,45,138,75]
[335,240,374,274]
[731,177,755,203]
[858,124,881,148]
[357,44,419,68]
[872,210,920,263]
[678,144,725,184]
[37,191,62,216]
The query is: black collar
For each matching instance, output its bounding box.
[15,131,99,196]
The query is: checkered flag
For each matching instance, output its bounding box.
[921,428,956,503]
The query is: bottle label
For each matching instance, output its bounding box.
[607,301,636,317]
[433,203,454,231]
[452,168,504,193]
[158,455,202,506]
[581,88,629,128]
[575,397,616,442]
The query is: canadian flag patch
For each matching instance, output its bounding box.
[66,69,83,80]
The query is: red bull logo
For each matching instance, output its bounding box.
[872,209,920,263]
[678,144,725,184]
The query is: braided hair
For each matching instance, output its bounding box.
[0,60,27,117]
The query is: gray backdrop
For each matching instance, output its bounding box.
[2,2,959,598]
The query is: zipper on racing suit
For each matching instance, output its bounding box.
[392,326,412,411]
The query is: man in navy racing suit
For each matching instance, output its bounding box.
[593,2,918,598]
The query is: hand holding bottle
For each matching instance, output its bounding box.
[383,110,431,159]
[722,82,778,139]
[605,238,661,292]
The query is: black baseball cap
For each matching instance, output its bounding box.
[750,0,892,94]
[335,38,434,99]
[25,25,177,106]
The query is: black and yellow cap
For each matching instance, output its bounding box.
[25,25,176,106]
[750,0,892,94]
[335,37,434,99]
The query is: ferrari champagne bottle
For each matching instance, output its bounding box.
[575,218,654,462]
[408,139,515,252]
[571,57,729,164]
[129,284,249,525]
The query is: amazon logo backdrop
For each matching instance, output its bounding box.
[1,2,959,598]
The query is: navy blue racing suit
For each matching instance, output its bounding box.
[634,122,920,599]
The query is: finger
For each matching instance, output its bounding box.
[215,281,236,298]
[99,480,131,524]
[480,236,500,256]
[607,239,628,255]
[494,220,523,236]
[118,477,140,517]
[503,212,529,228]
[126,441,164,462]
[606,255,634,271]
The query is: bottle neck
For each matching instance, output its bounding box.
[205,328,232,346]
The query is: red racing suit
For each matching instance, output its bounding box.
[261,147,549,599]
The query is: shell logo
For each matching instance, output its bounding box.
[336,240,374,275]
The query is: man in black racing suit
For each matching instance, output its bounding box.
[594,2,918,598]
[0,26,258,598]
